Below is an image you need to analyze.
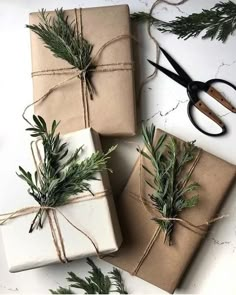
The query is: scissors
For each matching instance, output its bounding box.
[148,47,236,136]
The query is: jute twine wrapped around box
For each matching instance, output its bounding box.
[23,7,135,129]
[130,144,226,276]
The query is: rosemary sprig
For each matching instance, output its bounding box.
[27,8,95,96]
[131,1,236,42]
[138,124,199,244]
[49,258,128,294]
[17,115,116,233]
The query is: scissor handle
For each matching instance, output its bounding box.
[206,78,236,113]
[187,101,227,137]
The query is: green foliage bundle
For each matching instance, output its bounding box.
[138,124,199,244]
[17,115,115,233]
[50,258,128,294]
[27,8,95,96]
[131,1,236,42]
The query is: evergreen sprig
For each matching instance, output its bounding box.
[138,124,199,244]
[49,258,128,294]
[109,268,128,294]
[17,115,116,233]
[131,12,164,27]
[27,8,95,95]
[131,1,236,42]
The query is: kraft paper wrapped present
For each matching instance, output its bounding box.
[0,128,122,272]
[29,5,136,136]
[104,129,236,294]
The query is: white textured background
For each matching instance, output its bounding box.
[0,0,236,294]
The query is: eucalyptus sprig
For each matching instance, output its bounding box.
[131,1,236,42]
[50,258,128,294]
[138,124,199,244]
[27,8,95,96]
[17,115,116,233]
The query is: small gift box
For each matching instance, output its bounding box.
[104,129,236,293]
[0,128,122,272]
[28,5,136,136]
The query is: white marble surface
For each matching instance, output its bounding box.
[0,0,236,294]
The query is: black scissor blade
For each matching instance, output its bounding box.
[148,59,188,88]
[159,47,192,84]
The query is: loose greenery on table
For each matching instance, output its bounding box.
[131,1,236,42]
[17,115,115,233]
[27,8,95,96]
[138,124,199,244]
[50,258,128,294]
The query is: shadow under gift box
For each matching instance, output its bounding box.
[0,128,122,272]
[104,129,236,294]
[29,5,136,137]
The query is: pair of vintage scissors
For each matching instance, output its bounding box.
[148,47,236,136]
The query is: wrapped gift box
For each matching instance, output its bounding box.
[1,128,122,272]
[29,5,136,136]
[104,129,236,294]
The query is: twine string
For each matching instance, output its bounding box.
[138,0,189,105]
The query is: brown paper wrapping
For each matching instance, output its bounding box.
[29,5,136,136]
[104,129,236,293]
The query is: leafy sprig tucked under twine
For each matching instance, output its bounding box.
[131,1,236,42]
[17,115,116,233]
[138,124,199,244]
[27,8,95,96]
[50,258,128,294]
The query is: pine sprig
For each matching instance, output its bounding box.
[131,12,165,27]
[138,124,199,244]
[17,115,116,233]
[109,268,128,294]
[27,8,95,96]
[49,258,127,294]
[131,1,236,42]
[27,8,93,70]
[68,258,111,294]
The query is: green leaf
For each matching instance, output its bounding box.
[137,149,151,161]
[38,115,47,131]
[182,195,199,209]
[142,165,155,177]
[155,133,167,153]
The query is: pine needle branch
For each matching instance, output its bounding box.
[139,124,199,244]
[131,1,236,42]
[49,258,128,294]
[27,8,93,70]
[17,115,115,232]
[131,12,165,27]
[27,8,95,97]
[109,268,128,294]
